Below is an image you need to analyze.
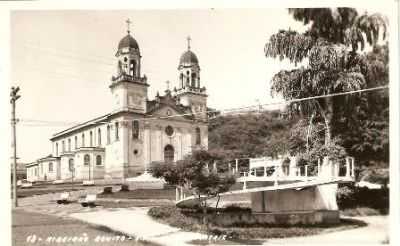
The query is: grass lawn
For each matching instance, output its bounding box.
[97,199,174,208]
[17,187,84,198]
[340,207,385,217]
[12,209,157,246]
[98,188,176,200]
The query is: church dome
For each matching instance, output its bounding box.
[179,50,199,66]
[118,34,139,50]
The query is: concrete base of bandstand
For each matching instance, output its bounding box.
[249,183,340,225]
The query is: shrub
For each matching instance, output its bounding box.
[223,204,251,213]
[337,185,389,214]
[359,167,389,186]
[120,184,129,192]
[337,185,357,208]
[341,207,381,217]
[102,186,113,194]
[148,206,177,219]
[148,206,202,231]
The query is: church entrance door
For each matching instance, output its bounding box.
[164,145,174,163]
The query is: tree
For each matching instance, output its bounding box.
[335,44,389,166]
[265,8,387,155]
[150,150,236,239]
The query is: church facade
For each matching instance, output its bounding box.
[26,24,208,182]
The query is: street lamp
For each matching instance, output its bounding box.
[10,86,21,209]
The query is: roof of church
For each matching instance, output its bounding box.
[118,34,139,50]
[51,113,111,140]
[179,50,199,66]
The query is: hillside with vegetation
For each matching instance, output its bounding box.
[208,110,297,159]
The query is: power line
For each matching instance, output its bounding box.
[18,85,389,127]
[141,85,389,122]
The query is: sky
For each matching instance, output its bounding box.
[9,7,390,163]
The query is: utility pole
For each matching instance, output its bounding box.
[10,86,21,209]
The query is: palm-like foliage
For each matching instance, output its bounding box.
[265,8,387,147]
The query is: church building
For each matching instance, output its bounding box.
[26,21,208,182]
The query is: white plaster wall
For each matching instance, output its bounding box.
[26,166,39,182]
[74,151,105,180]
[111,82,148,113]
[138,119,206,170]
[104,117,126,178]
[36,159,59,181]
[60,155,75,180]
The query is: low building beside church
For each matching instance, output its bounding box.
[26,23,209,182]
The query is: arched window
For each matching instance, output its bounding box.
[107,125,111,144]
[82,133,85,147]
[96,155,102,166]
[132,120,139,139]
[164,145,174,163]
[62,140,65,153]
[130,59,136,77]
[84,154,90,166]
[186,71,190,85]
[90,131,93,147]
[68,158,74,172]
[180,73,184,87]
[55,143,59,156]
[191,73,197,87]
[49,162,53,172]
[68,138,71,152]
[115,122,119,141]
[74,136,78,149]
[195,127,201,145]
[98,128,101,146]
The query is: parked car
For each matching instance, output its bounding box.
[18,179,33,188]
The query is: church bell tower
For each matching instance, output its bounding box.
[176,36,207,121]
[110,19,148,114]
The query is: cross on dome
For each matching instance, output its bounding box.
[126,18,132,34]
[187,36,191,50]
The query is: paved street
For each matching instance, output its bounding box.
[70,207,206,246]
[12,209,152,246]
[266,216,388,245]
